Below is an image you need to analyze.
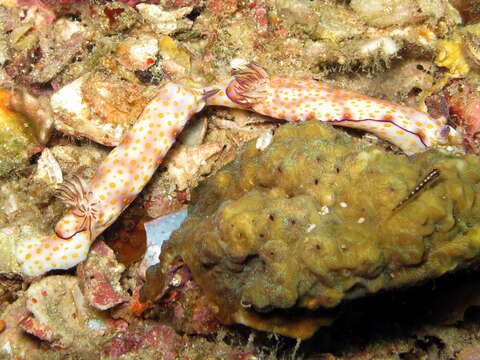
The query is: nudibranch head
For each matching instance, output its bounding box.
[54,175,98,239]
[16,231,91,277]
[226,62,269,106]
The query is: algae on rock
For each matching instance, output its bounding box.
[151,122,480,338]
[0,89,38,177]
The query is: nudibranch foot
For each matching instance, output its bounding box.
[16,231,91,277]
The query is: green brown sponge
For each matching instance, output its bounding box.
[151,122,480,338]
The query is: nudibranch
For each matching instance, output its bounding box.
[16,83,218,277]
[16,62,459,277]
[205,63,457,155]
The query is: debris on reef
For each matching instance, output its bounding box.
[9,88,54,146]
[142,256,221,335]
[141,209,187,271]
[20,275,107,350]
[152,121,480,338]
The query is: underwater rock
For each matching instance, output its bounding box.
[0,89,40,177]
[0,231,20,275]
[275,0,364,42]
[142,257,221,335]
[0,297,39,359]
[77,241,129,311]
[441,79,480,153]
[95,2,139,35]
[0,272,22,314]
[166,142,223,191]
[20,276,107,349]
[206,0,237,15]
[457,345,480,360]
[27,22,86,84]
[51,73,150,146]
[101,325,180,359]
[152,122,480,338]
[350,0,454,28]
[157,35,191,76]
[449,0,480,24]
[115,33,159,71]
[32,148,63,185]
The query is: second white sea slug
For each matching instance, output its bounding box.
[205,63,457,155]
[16,83,218,277]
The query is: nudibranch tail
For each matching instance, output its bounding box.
[16,231,91,277]
[226,62,269,106]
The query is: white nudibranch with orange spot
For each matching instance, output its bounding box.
[205,63,458,155]
[16,83,218,277]
[16,62,459,277]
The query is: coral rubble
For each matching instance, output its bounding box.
[153,121,480,338]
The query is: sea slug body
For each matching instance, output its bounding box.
[16,63,458,277]
[206,63,456,155]
[16,83,215,277]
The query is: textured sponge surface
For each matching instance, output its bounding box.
[159,122,480,335]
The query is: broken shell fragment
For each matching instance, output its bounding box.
[9,88,54,145]
[140,210,187,274]
[136,4,194,36]
[0,88,40,176]
[51,74,150,146]
[115,34,159,71]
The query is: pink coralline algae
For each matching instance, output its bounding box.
[102,325,179,359]
[77,241,129,311]
[16,63,459,277]
[442,79,480,153]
